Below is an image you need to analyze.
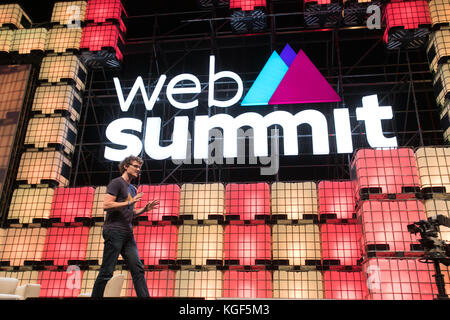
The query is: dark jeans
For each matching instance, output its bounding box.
[92,228,149,298]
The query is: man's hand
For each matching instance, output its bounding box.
[143,200,159,212]
[132,192,144,204]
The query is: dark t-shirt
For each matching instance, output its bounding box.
[103,176,137,232]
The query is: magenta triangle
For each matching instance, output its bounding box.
[268,49,341,105]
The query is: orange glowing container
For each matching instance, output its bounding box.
[16,150,72,187]
[39,54,87,92]
[318,181,356,220]
[229,0,266,11]
[32,83,82,123]
[42,226,89,266]
[0,271,39,287]
[92,186,107,219]
[177,225,223,266]
[271,182,317,220]
[10,28,48,54]
[224,224,271,266]
[225,183,270,221]
[351,148,420,199]
[223,270,272,298]
[85,226,105,265]
[423,199,450,243]
[272,270,324,299]
[180,183,224,220]
[7,187,54,224]
[427,28,450,75]
[357,200,426,255]
[0,227,47,266]
[0,4,32,29]
[24,116,78,155]
[134,225,178,266]
[362,258,438,300]
[433,62,450,109]
[428,0,450,29]
[272,224,321,266]
[50,187,95,223]
[46,26,82,54]
[135,184,180,222]
[38,270,84,297]
[51,1,87,25]
[174,270,223,299]
[323,271,368,300]
[127,270,175,298]
[0,29,13,53]
[415,146,450,192]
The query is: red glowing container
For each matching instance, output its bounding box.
[80,23,124,62]
[223,270,272,298]
[85,0,127,33]
[128,270,176,297]
[50,187,95,223]
[320,223,362,266]
[358,200,426,254]
[133,225,177,266]
[38,270,84,297]
[225,183,270,220]
[42,227,89,266]
[304,0,333,4]
[352,148,420,199]
[323,271,368,300]
[224,225,271,266]
[230,0,266,11]
[136,184,180,222]
[363,258,437,300]
[318,181,356,220]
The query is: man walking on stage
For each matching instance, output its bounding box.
[92,155,159,298]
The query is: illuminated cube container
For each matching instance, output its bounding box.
[229,0,266,11]
[42,226,89,266]
[32,84,82,122]
[357,200,426,254]
[180,183,224,220]
[39,54,87,92]
[38,270,84,297]
[10,28,48,54]
[415,147,450,192]
[0,29,13,52]
[272,270,323,299]
[224,225,271,266]
[223,270,272,298]
[428,0,450,29]
[323,271,368,300]
[51,1,87,25]
[351,148,420,199]
[0,271,39,287]
[318,181,356,220]
[320,223,361,266]
[24,116,78,155]
[85,0,127,33]
[127,270,175,298]
[0,4,32,29]
[135,184,180,222]
[0,122,16,170]
[92,186,107,219]
[225,183,270,220]
[433,62,450,109]
[427,28,450,75]
[80,23,124,64]
[271,182,317,220]
[423,199,450,243]
[177,225,223,266]
[304,0,342,27]
[85,226,104,264]
[134,225,177,266]
[272,224,321,266]
[50,187,95,223]
[174,270,222,299]
[362,258,437,300]
[45,26,82,53]
[383,0,431,49]
[0,228,47,266]
[7,187,54,224]
[17,150,72,187]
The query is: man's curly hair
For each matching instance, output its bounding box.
[118,156,143,174]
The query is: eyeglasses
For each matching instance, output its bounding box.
[128,164,141,169]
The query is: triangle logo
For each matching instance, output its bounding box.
[241,44,341,106]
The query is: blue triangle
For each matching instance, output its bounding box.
[241,51,289,106]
